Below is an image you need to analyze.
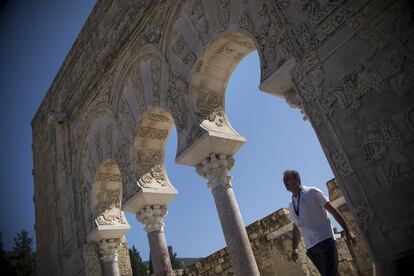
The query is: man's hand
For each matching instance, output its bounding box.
[291,248,299,263]
[345,230,357,246]
[325,202,357,247]
[291,224,301,263]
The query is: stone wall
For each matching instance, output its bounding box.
[184,180,373,275]
[83,241,132,276]
[327,179,373,276]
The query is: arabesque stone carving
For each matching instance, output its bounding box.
[32,0,414,275]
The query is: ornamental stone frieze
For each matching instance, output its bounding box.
[33,0,414,275]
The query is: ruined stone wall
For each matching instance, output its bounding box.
[184,180,372,275]
[83,241,132,276]
[184,208,358,275]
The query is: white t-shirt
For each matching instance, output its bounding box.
[288,185,334,249]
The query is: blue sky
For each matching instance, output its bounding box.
[0,1,334,260]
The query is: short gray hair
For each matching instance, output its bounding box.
[283,170,301,184]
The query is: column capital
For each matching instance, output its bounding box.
[99,239,121,263]
[196,154,234,190]
[136,205,168,233]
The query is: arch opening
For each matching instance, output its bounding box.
[191,32,256,128]
[176,32,258,165]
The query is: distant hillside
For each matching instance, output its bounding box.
[143,257,202,268]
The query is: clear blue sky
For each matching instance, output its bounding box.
[0,1,334,260]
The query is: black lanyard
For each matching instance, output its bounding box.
[292,188,302,217]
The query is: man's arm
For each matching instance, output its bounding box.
[324,202,357,246]
[291,223,301,263]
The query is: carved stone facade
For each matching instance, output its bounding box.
[33,0,414,275]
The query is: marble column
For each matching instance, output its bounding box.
[196,154,259,276]
[99,239,121,276]
[137,205,173,276]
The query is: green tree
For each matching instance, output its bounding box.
[0,232,14,275]
[129,246,148,276]
[148,245,183,273]
[168,245,183,269]
[11,230,35,276]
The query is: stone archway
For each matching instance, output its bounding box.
[33,1,414,275]
[122,107,178,276]
[86,160,131,276]
[108,44,179,275]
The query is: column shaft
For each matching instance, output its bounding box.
[103,261,120,276]
[197,154,259,275]
[148,230,173,276]
[212,184,260,276]
[137,205,173,276]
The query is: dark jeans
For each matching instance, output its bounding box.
[306,238,339,276]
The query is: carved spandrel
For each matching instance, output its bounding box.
[134,149,167,188]
[324,65,386,112]
[150,58,161,106]
[167,73,189,131]
[239,13,254,34]
[60,1,151,112]
[119,99,136,135]
[353,202,374,233]
[185,124,205,150]
[196,88,225,127]
[95,190,127,226]
[115,138,131,174]
[171,32,196,67]
[105,124,113,156]
[187,0,210,44]
[135,1,171,47]
[361,105,414,191]
[298,0,345,28]
[293,51,406,119]
[270,0,371,57]
[87,155,96,180]
[254,2,290,78]
[139,164,168,188]
[328,147,354,179]
[122,173,139,204]
[94,133,103,164]
[130,65,146,114]
[376,151,414,191]
[216,0,230,32]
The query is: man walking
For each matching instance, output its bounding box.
[283,170,356,276]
